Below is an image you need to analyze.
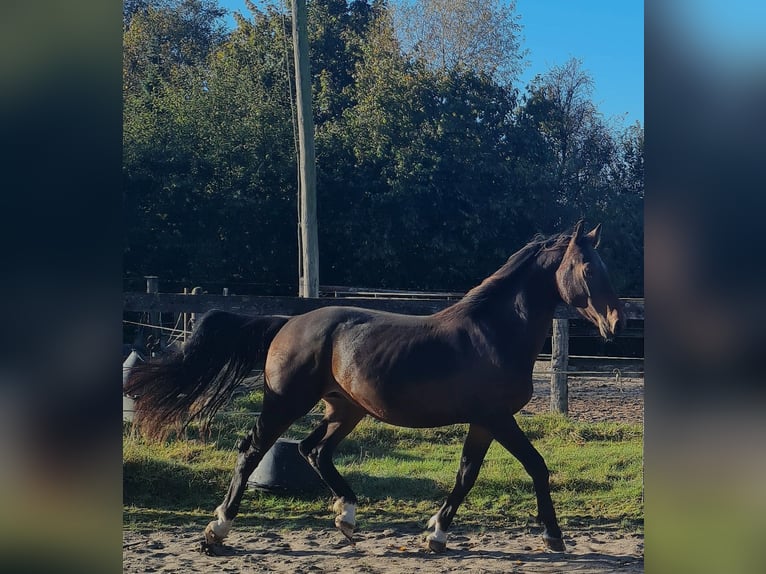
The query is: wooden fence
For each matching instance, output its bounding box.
[124,280,644,415]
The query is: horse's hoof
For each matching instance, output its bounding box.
[425,538,447,553]
[204,522,226,545]
[543,534,566,552]
[335,519,356,543]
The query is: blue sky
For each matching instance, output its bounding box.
[216,0,643,129]
[515,1,643,128]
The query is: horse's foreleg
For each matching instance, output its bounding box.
[490,417,565,552]
[426,424,493,552]
[298,402,365,541]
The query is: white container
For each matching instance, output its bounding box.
[122,350,142,422]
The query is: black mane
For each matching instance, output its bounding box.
[442,232,571,317]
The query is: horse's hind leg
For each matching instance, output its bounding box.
[490,417,565,552]
[425,424,493,552]
[298,398,366,541]
[203,387,317,550]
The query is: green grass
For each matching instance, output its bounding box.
[124,401,643,534]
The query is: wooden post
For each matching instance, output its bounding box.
[189,286,202,331]
[182,287,188,343]
[145,276,161,352]
[145,275,158,296]
[291,0,319,298]
[550,317,569,414]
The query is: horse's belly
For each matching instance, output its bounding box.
[345,377,527,428]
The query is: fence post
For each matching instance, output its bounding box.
[550,317,569,414]
[189,286,202,331]
[182,287,188,343]
[145,276,161,353]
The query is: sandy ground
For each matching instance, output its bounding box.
[524,370,644,425]
[123,525,643,573]
[124,373,644,572]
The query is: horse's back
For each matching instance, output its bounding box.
[263,305,437,402]
[263,306,416,391]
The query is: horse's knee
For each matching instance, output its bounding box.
[297,439,313,461]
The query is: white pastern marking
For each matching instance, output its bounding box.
[211,504,232,537]
[333,499,356,526]
[427,512,447,543]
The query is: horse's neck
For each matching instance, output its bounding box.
[502,268,559,331]
[442,246,563,341]
[470,260,562,361]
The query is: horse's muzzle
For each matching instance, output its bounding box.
[602,306,624,341]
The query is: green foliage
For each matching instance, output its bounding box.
[123,1,643,295]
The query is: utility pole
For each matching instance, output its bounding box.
[292,0,319,297]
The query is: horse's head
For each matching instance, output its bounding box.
[555,221,624,341]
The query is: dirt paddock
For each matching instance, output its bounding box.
[123,524,643,573]
[525,368,644,425]
[124,373,644,573]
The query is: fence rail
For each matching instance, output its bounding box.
[123,283,643,416]
[123,291,644,321]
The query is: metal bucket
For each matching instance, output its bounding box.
[247,438,327,495]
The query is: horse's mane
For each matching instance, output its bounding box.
[442,231,571,317]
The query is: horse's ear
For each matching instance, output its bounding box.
[585,223,602,248]
[570,220,584,245]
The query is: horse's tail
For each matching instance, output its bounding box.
[124,309,289,440]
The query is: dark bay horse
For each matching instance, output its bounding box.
[125,222,624,554]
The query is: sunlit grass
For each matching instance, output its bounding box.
[124,403,643,533]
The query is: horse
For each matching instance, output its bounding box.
[125,221,624,555]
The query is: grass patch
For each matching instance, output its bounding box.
[124,411,643,532]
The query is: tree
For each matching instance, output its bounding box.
[123,0,226,283]
[513,59,643,294]
[599,122,644,295]
[520,58,615,226]
[123,0,226,100]
[392,0,525,85]
[308,0,383,123]
[315,9,525,290]
[122,1,643,296]
[313,10,413,286]
[192,6,299,287]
